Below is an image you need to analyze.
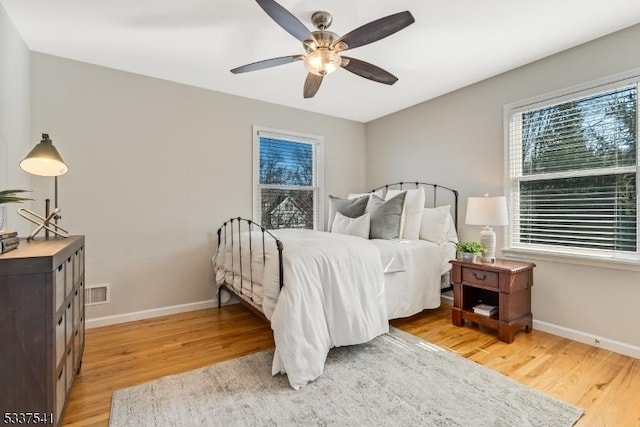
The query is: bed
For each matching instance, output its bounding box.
[212,182,458,389]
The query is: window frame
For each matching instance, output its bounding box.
[503,70,640,269]
[252,125,324,230]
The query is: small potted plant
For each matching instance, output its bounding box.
[455,241,486,263]
[0,189,32,230]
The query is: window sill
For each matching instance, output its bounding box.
[502,248,640,272]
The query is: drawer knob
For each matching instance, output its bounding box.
[473,272,487,281]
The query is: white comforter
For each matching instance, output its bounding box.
[214,229,388,390]
[371,239,455,319]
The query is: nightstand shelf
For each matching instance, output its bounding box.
[450,258,535,343]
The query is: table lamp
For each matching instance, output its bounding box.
[19,133,69,238]
[465,195,508,262]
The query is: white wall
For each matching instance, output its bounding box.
[366,24,640,349]
[0,3,31,235]
[30,53,366,319]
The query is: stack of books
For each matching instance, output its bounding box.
[0,230,20,254]
[473,303,497,317]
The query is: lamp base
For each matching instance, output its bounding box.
[17,207,69,240]
[479,226,496,263]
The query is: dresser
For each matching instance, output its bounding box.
[0,236,85,426]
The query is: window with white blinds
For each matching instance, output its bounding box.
[507,79,638,261]
[253,126,323,230]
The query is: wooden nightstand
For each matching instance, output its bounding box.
[450,258,535,343]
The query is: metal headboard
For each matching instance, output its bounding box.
[370,182,459,230]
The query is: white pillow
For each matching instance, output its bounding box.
[386,188,425,240]
[419,205,451,243]
[331,211,370,239]
[445,212,459,243]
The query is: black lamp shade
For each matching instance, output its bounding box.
[20,133,69,177]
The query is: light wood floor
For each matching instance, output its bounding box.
[64,304,640,426]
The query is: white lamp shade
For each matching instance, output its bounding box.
[466,196,508,226]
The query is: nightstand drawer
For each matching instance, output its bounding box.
[462,267,498,288]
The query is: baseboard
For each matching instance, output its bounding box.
[85,296,640,360]
[86,299,216,329]
[532,319,640,360]
[440,294,638,359]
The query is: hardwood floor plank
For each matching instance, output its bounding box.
[62,304,640,426]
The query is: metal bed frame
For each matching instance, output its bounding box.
[215,182,459,316]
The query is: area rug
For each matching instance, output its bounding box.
[110,328,583,426]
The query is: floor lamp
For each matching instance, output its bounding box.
[19,133,69,239]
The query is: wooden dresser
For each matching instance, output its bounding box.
[0,236,85,426]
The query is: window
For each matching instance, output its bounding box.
[253,126,323,230]
[506,77,638,262]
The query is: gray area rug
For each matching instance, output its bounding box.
[110,328,583,426]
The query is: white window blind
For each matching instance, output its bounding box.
[253,127,323,230]
[507,80,638,261]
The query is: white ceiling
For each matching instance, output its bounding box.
[2,0,640,122]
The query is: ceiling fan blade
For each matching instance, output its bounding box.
[334,11,415,51]
[341,56,398,85]
[303,73,323,98]
[231,55,303,74]
[256,0,316,43]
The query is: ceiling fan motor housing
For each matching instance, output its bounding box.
[304,30,345,53]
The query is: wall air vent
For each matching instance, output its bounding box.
[85,283,110,306]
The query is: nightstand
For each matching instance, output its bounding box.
[450,258,535,343]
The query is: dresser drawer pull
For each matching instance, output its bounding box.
[473,272,487,281]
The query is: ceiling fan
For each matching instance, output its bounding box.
[231,0,415,98]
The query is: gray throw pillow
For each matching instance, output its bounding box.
[368,192,407,240]
[327,195,369,231]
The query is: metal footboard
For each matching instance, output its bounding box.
[215,217,284,311]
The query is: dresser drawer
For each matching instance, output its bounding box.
[55,263,65,311]
[79,246,85,276]
[74,288,83,327]
[66,346,74,392]
[65,256,73,296]
[65,302,73,346]
[55,313,66,365]
[73,250,81,285]
[462,267,499,288]
[79,316,85,350]
[55,364,65,425]
[73,328,81,367]
[79,281,85,314]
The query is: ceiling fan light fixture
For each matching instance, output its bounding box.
[230,1,415,97]
[304,49,341,76]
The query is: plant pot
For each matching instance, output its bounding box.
[461,252,476,263]
[0,206,6,230]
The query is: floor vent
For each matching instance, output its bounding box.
[85,283,110,306]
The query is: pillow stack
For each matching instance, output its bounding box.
[328,187,458,243]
